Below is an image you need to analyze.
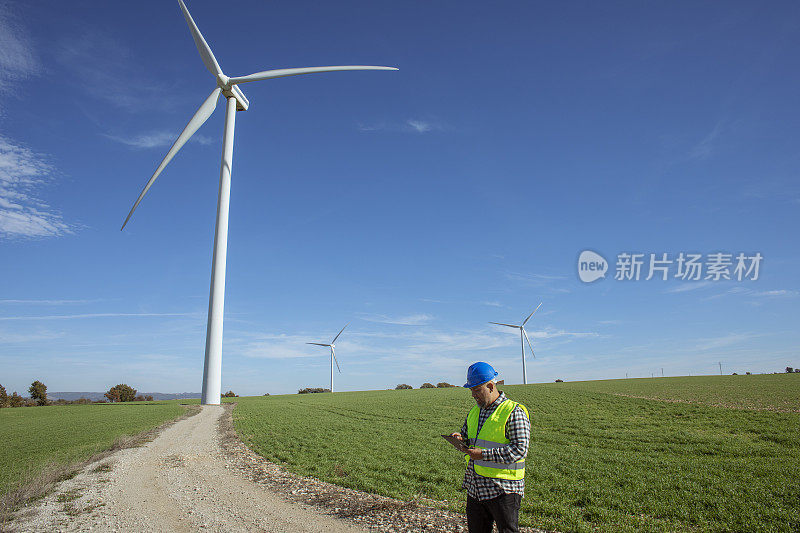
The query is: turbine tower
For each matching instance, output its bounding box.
[121,0,396,405]
[307,323,349,392]
[489,303,542,385]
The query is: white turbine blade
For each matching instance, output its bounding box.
[331,323,349,344]
[489,321,520,329]
[121,87,221,230]
[522,328,536,359]
[522,302,543,326]
[229,66,398,85]
[177,0,223,77]
[307,342,330,347]
[331,346,341,373]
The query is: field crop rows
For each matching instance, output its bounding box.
[557,374,800,412]
[0,402,185,496]
[233,376,800,533]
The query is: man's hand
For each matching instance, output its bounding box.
[467,448,483,460]
[449,432,463,442]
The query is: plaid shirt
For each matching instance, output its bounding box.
[460,392,530,500]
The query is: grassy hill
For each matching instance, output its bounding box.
[233,374,800,533]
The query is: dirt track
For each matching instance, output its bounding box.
[12,405,367,532]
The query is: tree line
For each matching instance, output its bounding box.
[0,381,154,408]
[396,382,458,390]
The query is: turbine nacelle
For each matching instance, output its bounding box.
[224,84,249,111]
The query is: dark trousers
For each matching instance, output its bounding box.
[466,493,521,533]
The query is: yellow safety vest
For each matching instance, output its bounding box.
[465,399,528,480]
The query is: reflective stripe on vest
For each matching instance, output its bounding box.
[474,459,525,470]
[465,399,528,481]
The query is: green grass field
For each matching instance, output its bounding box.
[0,402,186,496]
[233,375,800,533]
[558,374,800,412]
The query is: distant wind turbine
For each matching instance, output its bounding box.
[120,0,396,405]
[489,303,542,385]
[307,323,349,392]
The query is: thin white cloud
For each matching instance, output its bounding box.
[406,119,432,133]
[750,289,798,297]
[104,131,214,149]
[53,28,179,112]
[690,121,724,159]
[0,312,195,321]
[695,332,759,351]
[357,122,386,132]
[0,1,40,103]
[504,271,567,287]
[0,298,101,305]
[0,329,64,343]
[664,281,712,293]
[482,301,503,307]
[528,328,599,340]
[236,333,327,360]
[0,136,73,238]
[357,313,434,326]
[704,286,799,300]
[357,118,447,134]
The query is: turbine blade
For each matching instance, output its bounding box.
[177,0,223,77]
[229,66,398,85]
[331,323,349,344]
[489,322,520,329]
[522,328,536,359]
[522,302,543,326]
[332,346,341,373]
[307,342,330,347]
[121,87,221,230]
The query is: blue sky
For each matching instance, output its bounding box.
[1,0,798,396]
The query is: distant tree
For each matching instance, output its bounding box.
[105,384,137,403]
[145,395,154,401]
[298,387,330,394]
[134,395,145,402]
[76,398,92,405]
[9,392,24,408]
[222,391,238,398]
[436,382,455,388]
[555,379,564,383]
[395,384,413,390]
[262,393,270,396]
[732,373,738,375]
[0,384,7,408]
[746,372,751,375]
[28,380,48,406]
[787,367,794,373]
[420,383,435,389]
[796,369,800,373]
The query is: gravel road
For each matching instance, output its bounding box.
[12,405,367,532]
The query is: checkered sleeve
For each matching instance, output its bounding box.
[481,405,530,464]
[460,418,468,443]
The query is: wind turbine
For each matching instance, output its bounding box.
[307,323,349,392]
[120,1,396,405]
[489,303,542,385]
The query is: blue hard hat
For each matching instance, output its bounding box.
[463,362,498,388]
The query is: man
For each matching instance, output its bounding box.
[450,362,530,533]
